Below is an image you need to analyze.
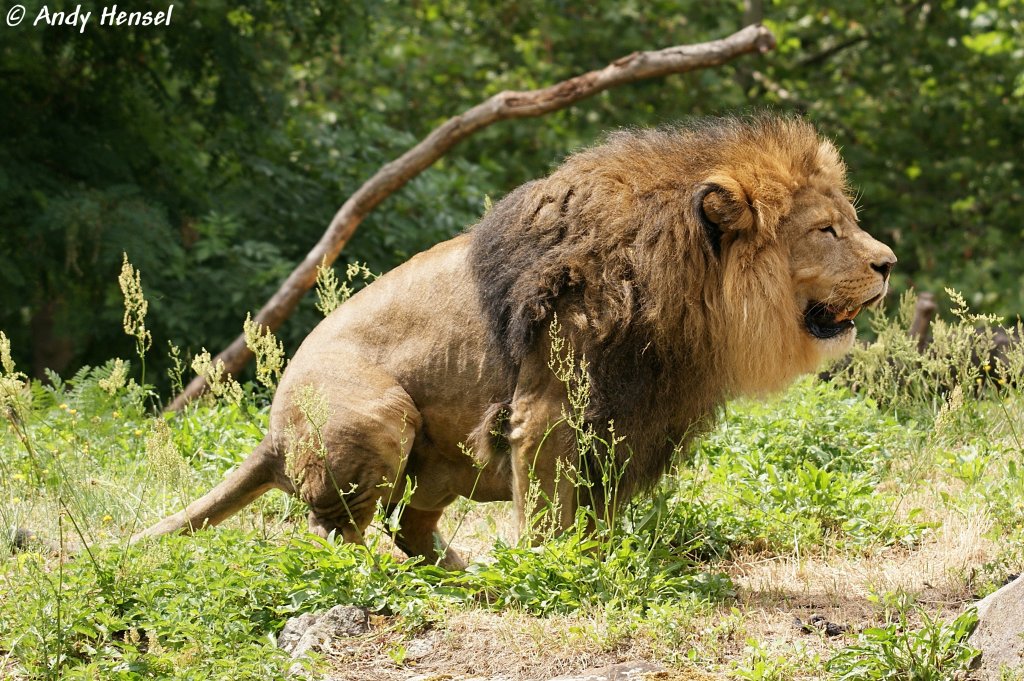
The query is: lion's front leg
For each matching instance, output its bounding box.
[507,378,580,545]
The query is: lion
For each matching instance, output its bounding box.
[134,115,895,569]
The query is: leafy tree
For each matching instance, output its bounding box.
[1,1,1021,394]
[0,1,368,378]
[752,0,1024,312]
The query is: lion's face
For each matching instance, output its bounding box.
[696,132,896,396]
[784,184,896,358]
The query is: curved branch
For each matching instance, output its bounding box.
[168,24,776,411]
[797,33,869,68]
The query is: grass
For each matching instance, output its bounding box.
[2,285,1023,680]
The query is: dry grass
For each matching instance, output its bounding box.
[725,500,997,668]
[321,609,637,681]
[316,482,1007,681]
[439,499,519,564]
[733,492,995,611]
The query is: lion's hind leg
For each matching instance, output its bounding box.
[304,477,384,545]
[290,375,422,548]
[390,506,467,570]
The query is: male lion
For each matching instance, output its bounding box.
[135,115,895,569]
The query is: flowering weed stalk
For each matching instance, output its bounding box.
[243,313,286,391]
[117,254,153,385]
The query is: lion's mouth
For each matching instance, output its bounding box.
[803,302,863,340]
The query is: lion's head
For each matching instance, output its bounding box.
[471,114,894,474]
[688,117,897,395]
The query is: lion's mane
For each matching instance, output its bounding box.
[469,115,849,500]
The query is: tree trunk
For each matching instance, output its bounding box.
[30,299,74,380]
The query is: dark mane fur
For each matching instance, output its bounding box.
[468,115,846,502]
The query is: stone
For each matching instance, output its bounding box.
[969,575,1024,679]
[547,661,666,681]
[277,612,318,655]
[403,631,439,661]
[277,605,370,658]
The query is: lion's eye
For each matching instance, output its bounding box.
[819,226,837,237]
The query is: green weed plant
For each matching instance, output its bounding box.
[828,593,979,680]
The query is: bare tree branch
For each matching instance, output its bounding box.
[797,33,869,68]
[168,24,776,411]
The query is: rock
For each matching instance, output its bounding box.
[969,575,1024,679]
[547,661,666,681]
[277,612,318,655]
[403,631,439,661]
[9,527,63,555]
[278,605,369,657]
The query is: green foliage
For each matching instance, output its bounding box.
[462,530,733,616]
[734,640,823,680]
[828,599,979,680]
[274,535,456,620]
[1,534,298,679]
[830,288,1024,545]
[691,379,929,553]
[0,0,490,389]
[835,289,1022,412]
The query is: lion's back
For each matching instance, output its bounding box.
[272,234,512,442]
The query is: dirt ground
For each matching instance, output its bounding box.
[316,496,998,681]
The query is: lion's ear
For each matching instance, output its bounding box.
[693,176,755,257]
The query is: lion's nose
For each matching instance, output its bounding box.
[871,254,896,280]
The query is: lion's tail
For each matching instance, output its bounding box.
[130,437,292,544]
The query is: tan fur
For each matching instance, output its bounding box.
[133,115,895,568]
